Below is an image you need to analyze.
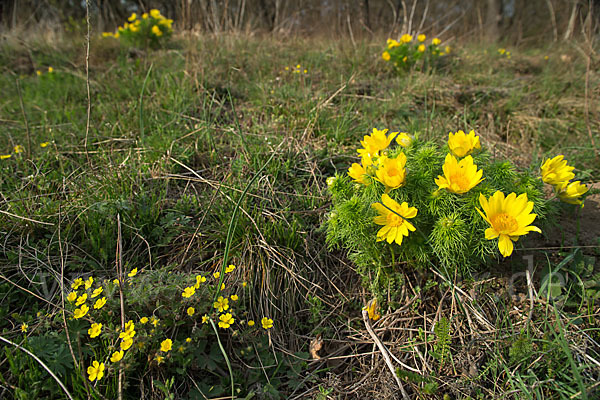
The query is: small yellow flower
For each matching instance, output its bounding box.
[417,34,426,42]
[113,278,120,285]
[375,154,407,191]
[185,337,192,343]
[194,275,207,288]
[14,145,24,154]
[0,154,12,159]
[142,13,148,19]
[202,314,209,324]
[150,316,160,327]
[396,132,412,147]
[231,294,239,301]
[225,264,236,273]
[114,32,120,39]
[67,291,77,303]
[187,307,195,316]
[477,191,541,257]
[20,323,28,332]
[387,38,400,48]
[357,128,397,159]
[213,296,229,312]
[432,38,441,46]
[213,271,220,279]
[372,194,417,246]
[150,9,161,18]
[110,350,124,363]
[400,34,412,43]
[93,297,107,310]
[128,13,137,21]
[73,305,89,319]
[88,323,102,338]
[120,337,133,351]
[382,51,391,61]
[151,25,163,36]
[261,317,274,330]
[87,361,105,382]
[218,313,234,329]
[364,298,381,321]
[220,283,225,290]
[75,293,87,306]
[40,142,50,148]
[182,286,196,298]
[435,154,484,194]
[140,316,149,324]
[555,181,588,205]
[91,287,103,298]
[160,338,172,352]
[156,355,164,364]
[84,276,94,290]
[36,70,42,76]
[47,67,53,73]
[445,46,451,54]
[128,268,137,277]
[418,44,426,52]
[242,281,247,287]
[541,155,575,186]
[348,162,369,185]
[448,130,481,158]
[247,320,255,327]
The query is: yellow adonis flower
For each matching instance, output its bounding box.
[128,268,137,277]
[47,67,53,73]
[363,298,381,321]
[382,51,391,61]
[0,154,12,159]
[418,44,426,52]
[357,128,397,159]
[75,293,87,306]
[88,323,102,338]
[261,317,274,330]
[231,294,239,301]
[67,291,77,303]
[448,130,481,158]
[348,162,369,185]
[400,33,413,43]
[91,287,103,298]
[202,314,209,324]
[128,13,137,22]
[160,338,172,352]
[396,132,412,147]
[540,155,575,186]
[435,154,484,194]
[140,316,148,324]
[40,142,49,148]
[445,46,451,54]
[185,337,192,343]
[181,286,196,298]
[194,275,207,288]
[110,350,124,363]
[151,25,163,37]
[477,191,541,257]
[375,153,407,191]
[150,9,161,18]
[73,305,89,319]
[417,34,426,42]
[218,313,235,329]
[225,264,236,273]
[387,38,400,48]
[555,181,588,205]
[186,307,195,316]
[372,194,417,245]
[247,320,255,326]
[432,38,441,46]
[87,361,104,382]
[213,296,229,312]
[150,316,160,327]
[213,271,220,279]
[21,323,28,332]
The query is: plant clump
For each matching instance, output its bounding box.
[381,34,449,72]
[102,9,173,49]
[326,128,589,293]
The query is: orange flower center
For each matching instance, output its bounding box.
[386,212,404,227]
[490,213,518,234]
[449,172,470,190]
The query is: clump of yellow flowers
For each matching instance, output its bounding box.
[102,9,173,49]
[382,33,448,72]
[327,126,589,282]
